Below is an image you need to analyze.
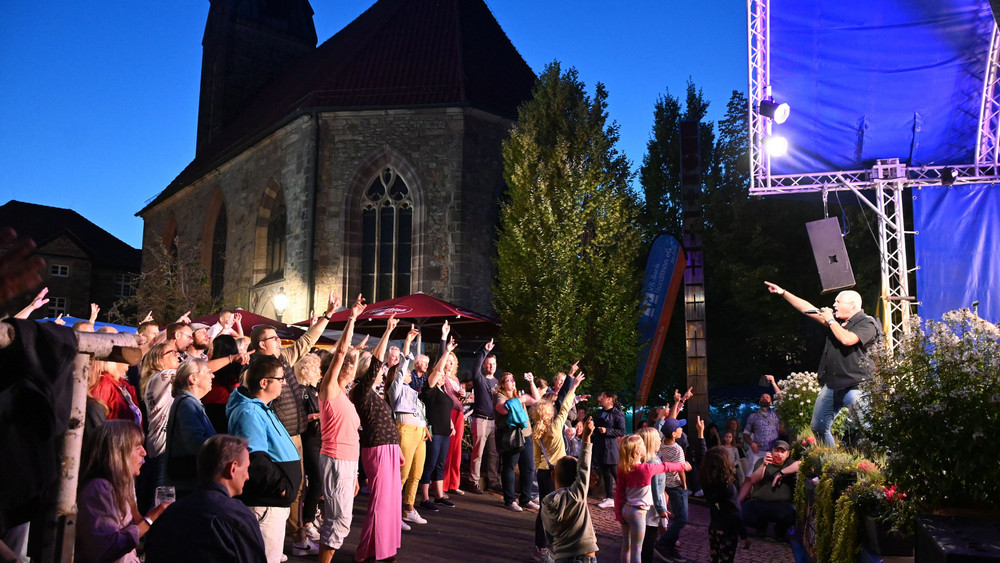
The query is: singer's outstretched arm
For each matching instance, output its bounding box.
[764,281,827,325]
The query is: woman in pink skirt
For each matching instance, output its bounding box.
[350,315,402,562]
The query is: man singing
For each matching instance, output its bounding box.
[764,281,879,445]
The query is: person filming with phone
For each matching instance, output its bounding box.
[737,440,798,541]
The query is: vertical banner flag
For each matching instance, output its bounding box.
[635,234,687,407]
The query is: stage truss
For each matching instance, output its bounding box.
[747,0,1000,352]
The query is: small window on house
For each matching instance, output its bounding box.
[51,264,69,277]
[48,297,67,316]
[114,274,137,299]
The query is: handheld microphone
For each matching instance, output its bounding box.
[804,309,821,314]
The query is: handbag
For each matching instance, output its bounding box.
[497,424,526,454]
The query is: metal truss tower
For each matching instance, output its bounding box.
[747,0,1000,353]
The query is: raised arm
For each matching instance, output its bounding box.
[88,302,100,324]
[764,374,781,396]
[764,281,827,325]
[373,314,399,362]
[435,320,450,365]
[472,338,492,384]
[523,372,542,402]
[287,290,340,365]
[319,295,365,400]
[14,287,48,319]
[428,337,457,388]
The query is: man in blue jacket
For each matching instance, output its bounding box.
[227,355,302,563]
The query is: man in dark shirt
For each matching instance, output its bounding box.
[145,434,267,563]
[765,282,879,445]
[738,440,799,540]
[468,339,500,493]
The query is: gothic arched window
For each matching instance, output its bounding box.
[266,197,286,278]
[361,168,412,301]
[211,206,227,299]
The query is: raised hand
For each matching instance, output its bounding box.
[764,281,784,295]
[683,387,694,401]
[447,336,457,353]
[407,325,420,341]
[89,303,100,323]
[176,310,192,324]
[441,319,450,338]
[571,373,586,390]
[485,338,494,352]
[141,310,154,324]
[569,360,580,376]
[54,313,65,326]
[386,314,399,332]
[350,294,366,318]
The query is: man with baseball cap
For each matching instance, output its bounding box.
[738,440,799,540]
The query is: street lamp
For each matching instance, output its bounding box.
[274,287,289,322]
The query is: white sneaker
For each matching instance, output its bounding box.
[291,539,319,556]
[505,502,523,512]
[597,498,615,509]
[401,520,411,531]
[302,522,320,541]
[403,510,427,524]
[280,555,288,563]
[525,500,540,510]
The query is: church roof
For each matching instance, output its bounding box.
[0,200,141,270]
[140,0,536,215]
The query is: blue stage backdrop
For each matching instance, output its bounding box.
[913,185,1000,323]
[769,0,999,323]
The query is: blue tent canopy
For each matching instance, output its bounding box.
[767,0,1000,322]
[36,316,137,333]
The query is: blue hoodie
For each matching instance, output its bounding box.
[226,386,301,506]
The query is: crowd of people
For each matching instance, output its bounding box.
[0,225,880,563]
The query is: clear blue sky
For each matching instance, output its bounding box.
[0,1,746,248]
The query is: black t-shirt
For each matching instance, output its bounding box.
[818,311,878,390]
[420,385,453,437]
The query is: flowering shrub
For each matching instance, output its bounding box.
[861,309,1000,510]
[775,372,848,438]
[775,371,821,433]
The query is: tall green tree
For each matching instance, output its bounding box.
[494,62,642,397]
[639,79,715,242]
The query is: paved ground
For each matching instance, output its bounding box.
[285,486,795,562]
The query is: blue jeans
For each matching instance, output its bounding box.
[656,486,688,551]
[500,436,536,505]
[810,384,864,446]
[420,434,450,484]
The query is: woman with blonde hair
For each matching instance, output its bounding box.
[294,352,324,542]
[137,342,180,511]
[77,420,170,563]
[317,298,365,563]
[529,369,585,556]
[437,321,468,496]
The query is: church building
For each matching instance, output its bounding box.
[138,0,535,322]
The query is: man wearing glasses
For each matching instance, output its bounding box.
[247,291,341,556]
[764,282,879,446]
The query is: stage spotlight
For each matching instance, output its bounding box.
[758,99,790,124]
[941,167,956,186]
[765,135,788,157]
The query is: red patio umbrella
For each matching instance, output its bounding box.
[292,292,499,341]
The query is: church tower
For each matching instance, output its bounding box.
[196,0,317,155]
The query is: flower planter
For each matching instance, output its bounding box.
[864,515,914,556]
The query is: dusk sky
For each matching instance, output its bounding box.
[0,1,746,248]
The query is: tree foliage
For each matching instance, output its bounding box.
[109,236,221,325]
[494,62,643,398]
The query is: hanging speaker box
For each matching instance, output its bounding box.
[806,217,856,293]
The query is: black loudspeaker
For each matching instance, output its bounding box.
[806,217,855,293]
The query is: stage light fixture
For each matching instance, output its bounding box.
[758,99,790,124]
[765,135,788,157]
[941,167,956,186]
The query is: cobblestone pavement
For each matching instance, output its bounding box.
[284,484,795,562]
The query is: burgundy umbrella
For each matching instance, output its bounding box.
[291,292,499,341]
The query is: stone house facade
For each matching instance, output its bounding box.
[138,0,535,323]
